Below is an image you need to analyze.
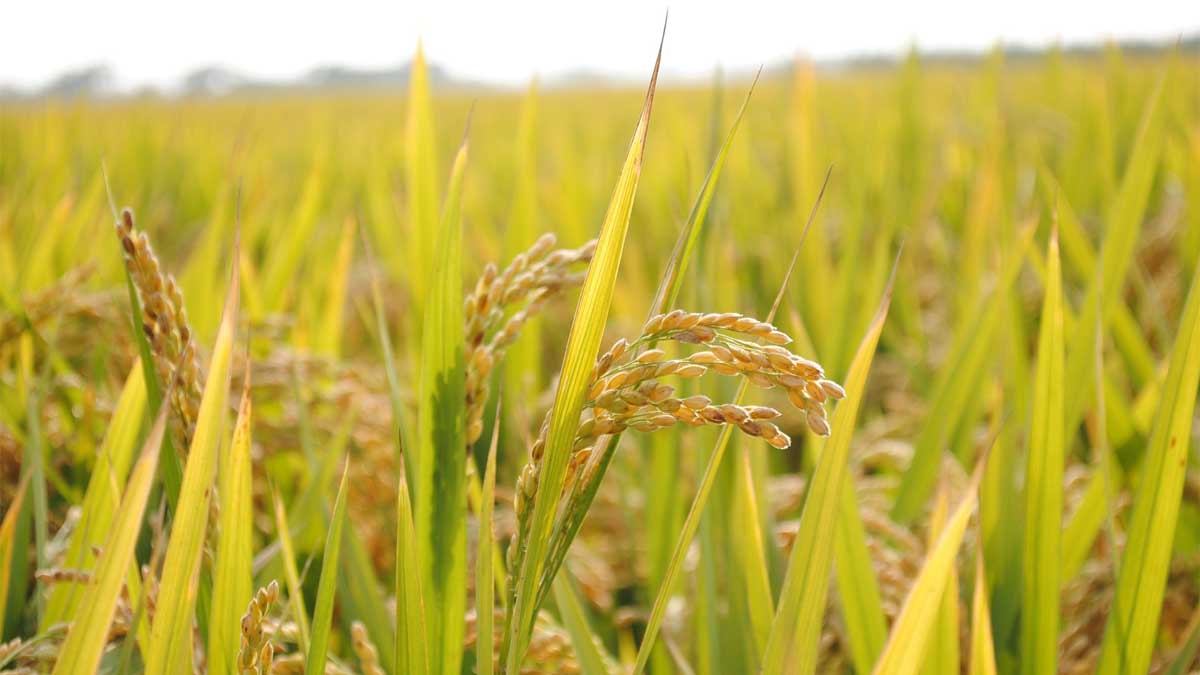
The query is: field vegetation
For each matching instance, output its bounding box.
[0,38,1199,674]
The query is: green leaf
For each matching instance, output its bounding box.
[144,244,239,675]
[926,486,960,675]
[1062,77,1164,438]
[43,364,147,626]
[307,463,351,675]
[362,229,415,466]
[260,159,325,313]
[1037,170,1156,390]
[732,445,774,657]
[23,347,48,625]
[761,266,895,675]
[208,377,255,675]
[405,42,440,312]
[1060,449,1119,580]
[1020,231,1065,675]
[873,459,985,675]
[553,571,614,675]
[51,395,167,675]
[339,511,397,674]
[0,475,29,640]
[315,215,356,357]
[834,467,889,673]
[272,489,310,653]
[630,170,834,675]
[288,406,355,553]
[534,68,764,620]
[412,133,469,675]
[1096,252,1200,674]
[505,34,662,672]
[477,410,500,675]
[892,224,1034,523]
[786,277,888,675]
[969,543,998,675]
[394,454,429,675]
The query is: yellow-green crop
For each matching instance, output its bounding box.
[0,37,1197,675]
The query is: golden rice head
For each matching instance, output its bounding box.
[114,208,203,443]
[237,580,279,675]
[464,234,596,444]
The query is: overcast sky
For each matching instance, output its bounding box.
[3,0,1195,90]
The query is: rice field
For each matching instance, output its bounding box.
[1,39,1199,675]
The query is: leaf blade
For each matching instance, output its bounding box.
[307,463,351,675]
[208,376,255,675]
[1096,252,1200,674]
[51,398,168,675]
[476,410,500,675]
[1020,232,1065,675]
[872,460,985,675]
[412,134,470,675]
[761,268,896,675]
[144,246,239,674]
[505,35,662,671]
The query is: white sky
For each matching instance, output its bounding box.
[3,0,1196,90]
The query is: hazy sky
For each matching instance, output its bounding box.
[4,0,1195,89]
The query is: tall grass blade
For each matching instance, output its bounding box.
[1037,171,1155,389]
[969,544,998,675]
[362,228,416,463]
[535,69,764,615]
[405,42,440,312]
[505,30,662,672]
[477,408,500,675]
[208,374,255,675]
[892,224,1034,522]
[553,571,614,675]
[1096,255,1200,674]
[307,463,351,675]
[0,475,29,639]
[260,160,325,313]
[1062,78,1164,437]
[122,267,185,511]
[412,131,469,675]
[316,215,356,357]
[835,468,889,673]
[144,243,239,674]
[395,453,429,675]
[272,489,310,653]
[761,262,896,675]
[631,169,833,675]
[926,485,959,674]
[43,364,146,626]
[733,446,774,657]
[872,458,986,675]
[339,516,398,674]
[51,395,168,675]
[1020,231,1065,675]
[23,355,48,624]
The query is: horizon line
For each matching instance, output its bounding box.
[4,29,1196,100]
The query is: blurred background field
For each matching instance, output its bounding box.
[1,40,1199,674]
